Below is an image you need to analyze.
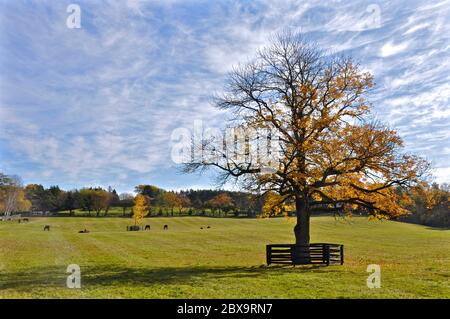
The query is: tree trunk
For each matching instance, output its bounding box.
[292,197,311,264]
[294,200,310,245]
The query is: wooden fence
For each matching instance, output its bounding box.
[266,243,344,266]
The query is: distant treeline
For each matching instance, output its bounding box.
[0,176,264,217]
[134,185,264,217]
[1,172,448,227]
[397,182,449,228]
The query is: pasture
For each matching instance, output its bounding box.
[0,216,449,298]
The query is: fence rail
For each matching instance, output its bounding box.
[266,243,344,266]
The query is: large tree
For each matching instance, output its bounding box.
[184,32,429,252]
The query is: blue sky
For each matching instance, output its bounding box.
[0,0,449,193]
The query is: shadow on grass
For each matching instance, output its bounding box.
[0,264,340,291]
[424,226,450,231]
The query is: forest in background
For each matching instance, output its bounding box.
[1,172,448,227]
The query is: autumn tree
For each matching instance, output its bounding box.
[0,174,31,216]
[90,189,110,217]
[177,194,191,214]
[263,192,294,217]
[160,192,181,216]
[207,193,234,216]
[183,32,429,256]
[132,194,148,226]
[401,182,450,227]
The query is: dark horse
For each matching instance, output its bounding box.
[163,225,168,230]
[43,225,50,231]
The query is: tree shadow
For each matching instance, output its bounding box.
[0,264,341,291]
[424,226,450,231]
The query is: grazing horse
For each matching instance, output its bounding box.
[163,224,168,230]
[23,218,29,222]
[43,225,50,231]
[207,226,211,229]
[78,229,90,233]
[144,225,150,230]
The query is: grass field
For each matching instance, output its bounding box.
[0,216,449,298]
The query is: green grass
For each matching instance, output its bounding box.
[0,216,449,298]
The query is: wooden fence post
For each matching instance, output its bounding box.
[324,244,330,266]
[266,245,272,265]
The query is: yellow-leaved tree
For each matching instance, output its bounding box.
[183,32,429,262]
[263,192,294,217]
[0,173,31,216]
[132,194,148,226]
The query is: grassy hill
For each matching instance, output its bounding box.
[0,216,448,298]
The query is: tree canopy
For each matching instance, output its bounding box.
[184,32,430,245]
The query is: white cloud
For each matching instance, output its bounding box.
[1,0,449,189]
[380,41,409,57]
[403,23,429,35]
[432,167,450,184]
